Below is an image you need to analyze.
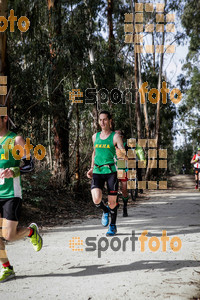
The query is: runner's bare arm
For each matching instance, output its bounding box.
[191,156,198,164]
[114,133,124,149]
[14,135,25,146]
[114,133,127,159]
[91,150,95,168]
[0,136,26,179]
[15,136,34,174]
[91,133,97,168]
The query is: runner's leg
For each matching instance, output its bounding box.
[195,169,198,189]
[2,219,29,242]
[106,173,118,235]
[108,195,118,222]
[91,188,109,212]
[0,217,8,265]
[0,216,15,283]
[91,174,110,227]
[121,181,129,217]
[106,195,118,236]
[121,181,128,198]
[1,198,31,242]
[137,167,143,193]
[1,197,42,274]
[91,174,110,213]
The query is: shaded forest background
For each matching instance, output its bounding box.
[0,0,199,216]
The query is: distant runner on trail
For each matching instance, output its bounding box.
[191,148,200,190]
[181,164,186,175]
[87,111,124,236]
[0,109,43,283]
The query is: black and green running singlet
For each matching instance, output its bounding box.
[93,131,116,174]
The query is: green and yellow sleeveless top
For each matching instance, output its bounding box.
[0,131,22,199]
[93,131,116,174]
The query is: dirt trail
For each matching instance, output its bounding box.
[0,175,200,300]
[170,174,197,190]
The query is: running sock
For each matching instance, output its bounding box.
[95,201,110,213]
[110,205,119,225]
[3,261,10,268]
[122,196,129,207]
[28,227,34,237]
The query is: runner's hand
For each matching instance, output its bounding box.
[87,168,93,179]
[0,168,14,179]
[116,148,126,159]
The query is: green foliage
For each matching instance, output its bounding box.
[4,0,191,190]
[178,0,200,147]
[22,170,52,206]
[182,0,200,55]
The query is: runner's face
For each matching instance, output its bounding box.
[99,114,111,130]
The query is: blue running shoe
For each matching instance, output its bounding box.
[106,224,117,236]
[101,209,109,227]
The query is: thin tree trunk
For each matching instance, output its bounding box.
[108,0,114,52]
[88,48,100,131]
[152,32,155,72]
[155,13,166,180]
[84,1,99,131]
[47,84,53,170]
[143,94,149,139]
[89,49,98,88]
[155,0,167,144]
[146,0,167,181]
[75,104,80,190]
[138,47,142,111]
[132,0,142,139]
[47,0,70,185]
[47,114,52,169]
[136,13,150,140]
[139,44,149,140]
[0,0,7,105]
[107,0,115,106]
[135,54,141,139]
[47,0,54,10]
[128,97,134,137]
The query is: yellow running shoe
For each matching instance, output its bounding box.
[29,223,43,252]
[0,266,15,283]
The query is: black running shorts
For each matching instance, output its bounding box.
[91,172,118,195]
[0,198,22,222]
[194,168,200,175]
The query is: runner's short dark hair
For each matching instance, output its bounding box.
[99,110,112,120]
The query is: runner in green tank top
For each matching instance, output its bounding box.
[93,131,116,174]
[0,110,43,283]
[87,111,125,236]
[0,130,22,199]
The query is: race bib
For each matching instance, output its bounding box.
[0,168,5,185]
